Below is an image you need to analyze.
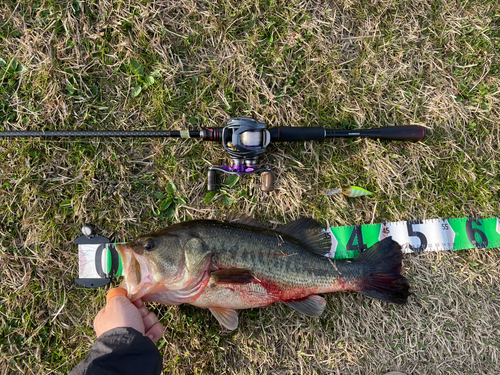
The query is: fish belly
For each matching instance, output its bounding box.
[191,280,280,310]
[190,275,362,311]
[190,277,332,310]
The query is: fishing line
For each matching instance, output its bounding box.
[74,217,500,288]
[0,178,167,185]
[0,139,176,145]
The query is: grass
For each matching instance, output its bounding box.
[1,0,499,373]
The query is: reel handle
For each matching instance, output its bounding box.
[207,167,274,192]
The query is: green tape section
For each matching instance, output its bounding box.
[105,244,124,277]
[330,223,381,259]
[449,218,499,251]
[117,251,123,277]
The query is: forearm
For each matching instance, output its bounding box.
[69,327,162,375]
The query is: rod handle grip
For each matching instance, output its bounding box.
[328,126,426,141]
[367,125,426,141]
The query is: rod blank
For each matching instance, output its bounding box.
[0,130,202,138]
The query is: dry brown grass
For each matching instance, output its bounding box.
[1,0,499,374]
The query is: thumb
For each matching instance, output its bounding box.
[106,287,128,303]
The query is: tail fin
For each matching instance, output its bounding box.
[354,237,410,304]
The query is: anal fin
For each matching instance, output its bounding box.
[209,307,239,330]
[284,295,326,316]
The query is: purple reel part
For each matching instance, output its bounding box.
[221,165,256,174]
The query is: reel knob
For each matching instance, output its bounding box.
[207,169,217,191]
[260,171,274,192]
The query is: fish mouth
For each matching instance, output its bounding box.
[115,243,155,301]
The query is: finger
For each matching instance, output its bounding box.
[106,288,127,303]
[132,298,143,309]
[145,322,164,344]
[137,306,149,318]
[105,295,130,310]
[142,311,159,332]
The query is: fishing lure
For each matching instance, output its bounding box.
[325,186,373,197]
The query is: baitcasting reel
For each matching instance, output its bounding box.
[203,117,275,192]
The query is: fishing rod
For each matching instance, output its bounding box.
[1,117,425,191]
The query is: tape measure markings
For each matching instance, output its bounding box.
[329,217,500,260]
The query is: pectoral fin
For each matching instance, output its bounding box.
[211,269,254,284]
[283,295,326,316]
[209,307,239,330]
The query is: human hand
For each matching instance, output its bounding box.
[94,288,164,344]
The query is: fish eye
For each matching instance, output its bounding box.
[143,239,156,251]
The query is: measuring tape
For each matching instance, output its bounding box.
[75,217,500,287]
[327,217,500,259]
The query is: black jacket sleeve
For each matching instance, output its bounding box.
[69,327,162,375]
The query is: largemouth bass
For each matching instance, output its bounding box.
[116,214,409,330]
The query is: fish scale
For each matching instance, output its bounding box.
[201,226,352,289]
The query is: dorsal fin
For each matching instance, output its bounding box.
[225,212,267,228]
[275,218,331,256]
